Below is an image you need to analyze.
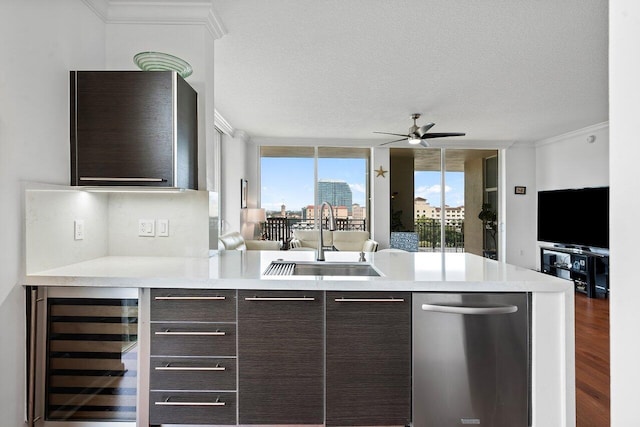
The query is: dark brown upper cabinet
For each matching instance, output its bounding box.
[70,71,197,189]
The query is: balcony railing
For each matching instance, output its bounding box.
[414,218,464,251]
[263,217,463,252]
[263,217,367,246]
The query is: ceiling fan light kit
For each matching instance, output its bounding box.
[374,113,466,147]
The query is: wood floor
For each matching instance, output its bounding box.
[575,292,610,426]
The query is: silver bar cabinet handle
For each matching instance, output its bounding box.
[421,303,518,315]
[155,296,226,301]
[155,330,226,336]
[155,364,225,372]
[245,297,316,301]
[80,177,165,182]
[155,401,225,407]
[335,298,405,302]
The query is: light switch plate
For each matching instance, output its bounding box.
[74,219,84,240]
[138,219,155,237]
[157,219,169,237]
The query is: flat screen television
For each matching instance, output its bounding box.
[537,187,609,249]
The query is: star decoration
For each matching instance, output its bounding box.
[375,166,388,178]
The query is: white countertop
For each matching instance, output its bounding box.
[26,251,570,292]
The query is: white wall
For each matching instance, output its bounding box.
[610,1,640,424]
[0,1,106,424]
[372,148,391,248]
[220,132,249,235]
[535,123,609,191]
[504,144,537,268]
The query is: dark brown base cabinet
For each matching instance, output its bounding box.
[149,289,237,426]
[326,291,412,426]
[148,289,411,426]
[238,290,324,425]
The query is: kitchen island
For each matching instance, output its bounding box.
[26,251,575,427]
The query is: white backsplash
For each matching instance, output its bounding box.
[108,191,209,258]
[26,189,109,273]
[26,187,211,273]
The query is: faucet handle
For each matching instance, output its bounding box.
[359,251,366,262]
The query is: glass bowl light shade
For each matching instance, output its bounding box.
[133,51,193,78]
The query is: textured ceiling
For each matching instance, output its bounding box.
[212,0,608,146]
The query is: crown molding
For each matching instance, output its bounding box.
[81,0,227,39]
[81,0,110,21]
[234,130,252,144]
[535,121,609,147]
[205,7,227,39]
[214,109,235,136]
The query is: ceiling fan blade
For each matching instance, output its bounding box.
[379,138,408,146]
[418,123,435,136]
[419,140,430,148]
[422,132,466,139]
[373,131,409,137]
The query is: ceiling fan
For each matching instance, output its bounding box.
[374,113,466,147]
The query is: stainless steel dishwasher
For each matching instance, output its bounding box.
[413,293,530,427]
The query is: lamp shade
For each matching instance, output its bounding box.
[245,208,267,223]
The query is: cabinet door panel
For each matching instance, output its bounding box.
[238,290,324,425]
[73,71,174,185]
[326,291,411,426]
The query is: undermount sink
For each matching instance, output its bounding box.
[263,261,380,277]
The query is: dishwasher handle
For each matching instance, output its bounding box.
[421,303,518,315]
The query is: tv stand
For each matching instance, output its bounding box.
[540,246,609,298]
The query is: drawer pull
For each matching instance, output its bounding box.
[155,363,225,372]
[154,296,226,301]
[155,397,225,407]
[244,297,316,301]
[334,297,405,303]
[80,177,165,182]
[155,330,226,336]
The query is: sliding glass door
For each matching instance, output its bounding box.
[260,147,370,244]
[393,147,498,258]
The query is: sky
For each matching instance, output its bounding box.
[261,157,465,212]
[415,171,465,207]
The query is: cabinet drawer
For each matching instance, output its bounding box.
[151,289,236,322]
[150,357,236,391]
[149,391,236,425]
[151,323,236,357]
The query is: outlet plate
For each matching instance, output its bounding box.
[157,219,169,237]
[74,220,84,240]
[138,219,155,237]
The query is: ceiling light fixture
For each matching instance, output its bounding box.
[408,135,422,145]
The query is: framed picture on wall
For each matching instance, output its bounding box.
[241,179,248,208]
[514,186,527,195]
